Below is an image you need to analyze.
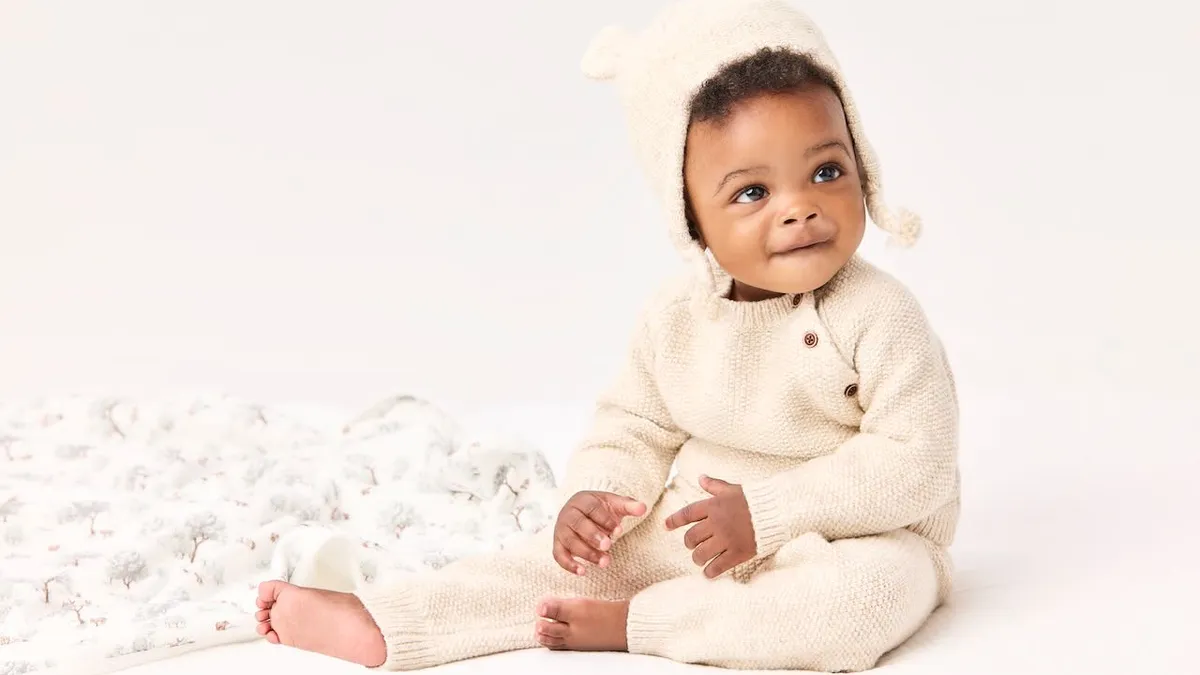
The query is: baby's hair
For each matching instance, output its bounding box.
[683,47,858,242]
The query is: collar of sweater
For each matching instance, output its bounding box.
[688,251,867,326]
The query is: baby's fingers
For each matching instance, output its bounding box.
[563,532,610,570]
[568,509,613,553]
[573,493,622,535]
[552,537,585,576]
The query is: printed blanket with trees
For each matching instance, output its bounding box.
[0,394,558,675]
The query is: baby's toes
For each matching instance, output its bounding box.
[535,619,569,649]
[536,598,570,623]
[265,630,281,645]
[257,580,288,610]
[255,607,274,637]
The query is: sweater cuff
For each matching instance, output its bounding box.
[741,478,793,560]
[562,477,631,498]
[625,592,677,658]
[355,584,434,670]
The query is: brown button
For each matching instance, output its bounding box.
[791,295,802,307]
[844,383,858,397]
[803,331,818,348]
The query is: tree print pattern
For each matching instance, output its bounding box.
[0,393,558,675]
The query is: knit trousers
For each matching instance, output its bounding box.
[356,481,941,672]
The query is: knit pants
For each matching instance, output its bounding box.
[356,481,941,672]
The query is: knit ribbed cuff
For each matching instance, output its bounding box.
[563,477,630,498]
[355,584,435,671]
[740,478,793,560]
[625,591,678,658]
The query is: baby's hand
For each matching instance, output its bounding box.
[665,475,756,579]
[553,490,646,575]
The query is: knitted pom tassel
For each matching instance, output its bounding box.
[581,25,632,81]
[866,193,922,248]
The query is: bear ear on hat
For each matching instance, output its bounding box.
[581,24,633,81]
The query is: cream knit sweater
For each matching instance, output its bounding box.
[563,254,959,589]
[559,254,955,569]
[357,1,960,670]
[359,256,959,672]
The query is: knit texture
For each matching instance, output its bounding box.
[353,1,959,670]
[562,253,960,579]
[359,469,942,672]
[581,0,924,286]
[356,256,957,672]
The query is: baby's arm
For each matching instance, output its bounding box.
[742,287,959,559]
[559,302,688,536]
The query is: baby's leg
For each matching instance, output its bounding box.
[624,528,941,672]
[528,484,715,653]
[257,521,681,671]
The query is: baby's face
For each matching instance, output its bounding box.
[683,87,866,300]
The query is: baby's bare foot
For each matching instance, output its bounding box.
[255,580,387,667]
[535,597,629,652]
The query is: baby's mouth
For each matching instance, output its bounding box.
[773,235,832,255]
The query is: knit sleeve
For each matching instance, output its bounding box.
[558,301,689,536]
[740,288,959,559]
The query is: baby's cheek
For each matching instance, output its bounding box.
[712,231,771,276]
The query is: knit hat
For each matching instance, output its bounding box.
[581,0,921,272]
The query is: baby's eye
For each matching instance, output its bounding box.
[734,185,767,204]
[814,164,843,183]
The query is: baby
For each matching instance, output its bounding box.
[254,0,960,671]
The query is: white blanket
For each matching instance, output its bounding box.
[0,394,560,675]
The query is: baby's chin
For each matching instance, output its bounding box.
[757,252,848,295]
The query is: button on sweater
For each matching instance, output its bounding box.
[561,254,960,596]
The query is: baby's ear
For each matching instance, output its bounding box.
[581,24,633,81]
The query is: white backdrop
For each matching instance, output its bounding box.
[2,0,1198,413]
